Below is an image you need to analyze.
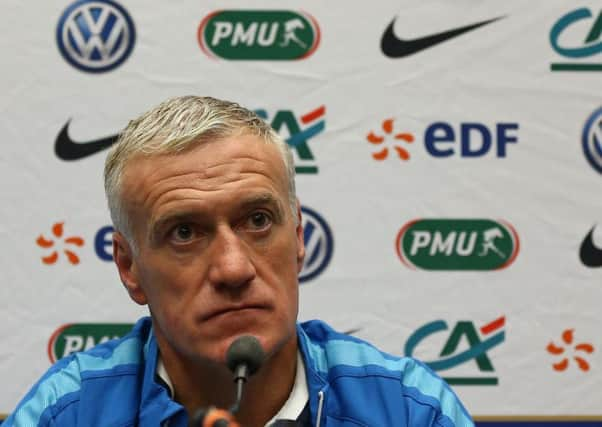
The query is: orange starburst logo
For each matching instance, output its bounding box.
[366,119,415,161]
[546,329,594,372]
[36,222,85,265]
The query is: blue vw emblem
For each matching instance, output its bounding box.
[583,107,602,174]
[299,206,333,283]
[56,0,136,73]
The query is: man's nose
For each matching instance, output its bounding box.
[207,227,256,289]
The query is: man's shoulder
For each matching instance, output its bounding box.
[298,319,418,376]
[4,317,152,427]
[297,319,473,427]
[74,317,151,379]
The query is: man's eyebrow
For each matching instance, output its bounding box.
[148,193,286,239]
[238,193,284,211]
[239,193,284,218]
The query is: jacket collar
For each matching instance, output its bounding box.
[138,318,187,425]
[134,318,328,426]
[296,323,328,427]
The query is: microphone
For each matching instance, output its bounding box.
[191,336,265,427]
[226,335,265,414]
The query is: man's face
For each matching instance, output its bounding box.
[113,134,305,365]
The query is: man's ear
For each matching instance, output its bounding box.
[113,231,147,305]
[295,199,305,273]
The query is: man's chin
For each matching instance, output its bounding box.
[198,331,285,369]
[191,314,296,367]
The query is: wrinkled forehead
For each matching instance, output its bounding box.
[118,134,290,208]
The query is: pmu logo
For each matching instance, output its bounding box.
[582,107,602,174]
[366,119,518,161]
[396,219,519,270]
[56,0,136,73]
[550,8,602,72]
[256,106,326,174]
[299,206,333,283]
[198,10,320,60]
[405,316,505,385]
[48,323,133,363]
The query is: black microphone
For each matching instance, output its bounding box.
[226,335,265,414]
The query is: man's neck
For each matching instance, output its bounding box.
[157,335,299,427]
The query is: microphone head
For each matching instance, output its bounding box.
[226,335,265,376]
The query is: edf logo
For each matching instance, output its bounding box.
[425,122,519,158]
[366,120,519,161]
[56,0,136,73]
[299,206,333,283]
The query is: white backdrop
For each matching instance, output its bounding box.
[2,0,602,423]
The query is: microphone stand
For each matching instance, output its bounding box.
[190,336,264,427]
[228,361,250,414]
[190,372,246,427]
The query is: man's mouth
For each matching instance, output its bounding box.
[202,304,268,322]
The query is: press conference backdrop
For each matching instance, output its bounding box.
[1,0,602,425]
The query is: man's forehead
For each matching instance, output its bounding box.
[123,134,283,178]
[119,135,289,212]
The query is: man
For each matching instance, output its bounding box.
[5,96,473,426]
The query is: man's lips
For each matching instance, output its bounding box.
[201,304,269,322]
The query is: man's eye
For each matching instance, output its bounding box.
[247,212,271,230]
[170,224,195,242]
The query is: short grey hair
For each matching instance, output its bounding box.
[104,96,296,243]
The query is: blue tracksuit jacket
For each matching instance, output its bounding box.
[4,317,473,426]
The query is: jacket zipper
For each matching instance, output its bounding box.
[315,390,325,427]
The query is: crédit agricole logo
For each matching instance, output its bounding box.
[405,316,506,385]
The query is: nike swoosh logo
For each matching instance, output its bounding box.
[580,226,602,267]
[381,16,504,58]
[55,120,119,161]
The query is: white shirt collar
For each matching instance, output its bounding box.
[156,350,309,426]
[266,350,308,424]
[156,356,175,398]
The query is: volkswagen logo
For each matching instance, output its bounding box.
[56,0,136,73]
[582,107,602,174]
[299,206,334,283]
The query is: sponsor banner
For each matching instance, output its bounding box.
[405,316,505,386]
[550,8,602,72]
[582,107,602,174]
[381,15,504,58]
[257,106,326,174]
[580,224,602,267]
[366,119,519,161]
[2,0,602,419]
[198,10,320,60]
[396,219,519,270]
[299,206,334,283]
[546,329,595,373]
[48,323,134,363]
[56,0,136,73]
